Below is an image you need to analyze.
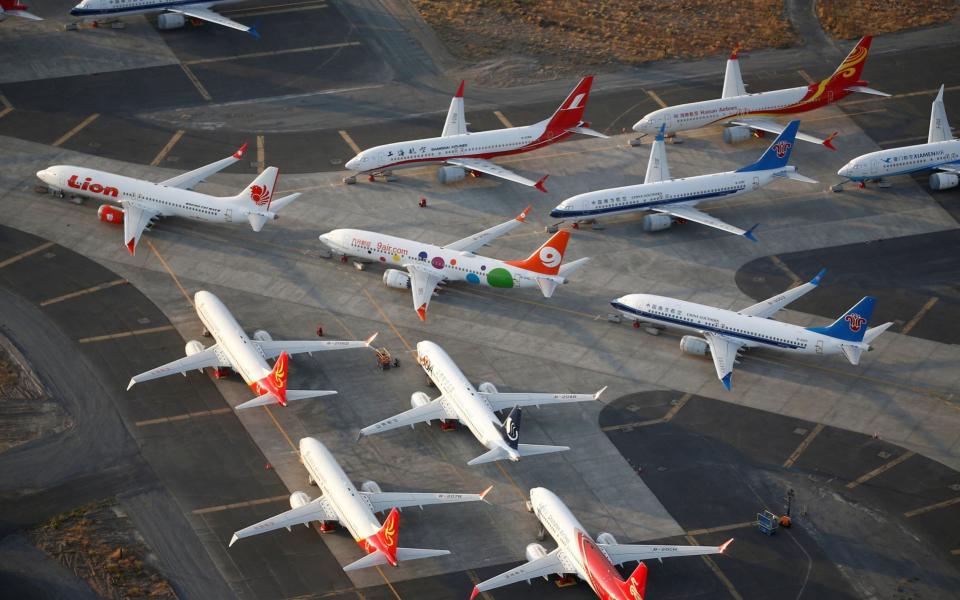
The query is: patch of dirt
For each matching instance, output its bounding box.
[816,0,958,39]
[31,501,177,600]
[412,1,797,83]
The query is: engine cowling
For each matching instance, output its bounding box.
[642,213,673,232]
[596,532,617,545]
[360,480,382,494]
[98,205,124,224]
[157,13,186,29]
[722,125,751,144]
[383,268,411,290]
[680,335,709,356]
[929,172,959,191]
[525,543,548,562]
[478,382,499,394]
[290,491,311,509]
[185,340,206,356]
[253,330,272,342]
[437,166,467,184]
[411,391,431,409]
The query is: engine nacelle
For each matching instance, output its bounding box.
[596,532,617,546]
[290,491,311,509]
[383,268,411,290]
[437,166,467,184]
[185,340,206,356]
[410,391,431,409]
[680,335,709,356]
[253,330,272,342]
[157,13,186,29]
[929,172,959,191]
[642,213,673,232]
[98,204,124,224]
[525,543,549,562]
[478,382,499,394]
[360,480,382,494]
[722,125,751,144]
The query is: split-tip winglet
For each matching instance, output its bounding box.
[534,175,549,194]
[718,538,734,553]
[730,42,741,60]
[479,485,494,502]
[823,132,838,151]
[594,386,608,400]
[455,80,466,98]
[247,26,261,40]
[416,304,428,322]
[126,239,136,255]
[721,373,733,391]
[366,331,379,346]
[656,123,666,142]
[229,534,239,547]
[126,378,136,391]
[517,204,532,222]
[469,586,480,600]
[743,224,759,243]
[234,142,248,159]
[810,268,827,286]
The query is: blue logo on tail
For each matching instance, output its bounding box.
[736,120,801,173]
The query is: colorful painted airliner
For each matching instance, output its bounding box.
[0,0,41,20]
[837,85,960,190]
[359,341,606,465]
[471,487,732,600]
[551,120,815,239]
[633,36,887,148]
[319,206,589,321]
[612,269,894,390]
[344,77,607,191]
[69,0,256,36]
[230,437,491,571]
[37,144,299,256]
[127,291,376,410]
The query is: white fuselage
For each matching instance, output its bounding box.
[613,293,854,356]
[838,139,960,181]
[299,437,381,541]
[70,0,237,18]
[416,341,516,459]
[194,291,272,386]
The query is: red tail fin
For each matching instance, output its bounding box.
[617,562,647,600]
[826,36,872,87]
[504,230,569,275]
[375,508,400,566]
[270,351,289,405]
[545,76,594,132]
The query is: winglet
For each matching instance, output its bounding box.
[823,131,838,151]
[455,80,465,98]
[534,174,549,193]
[810,268,827,286]
[719,538,734,553]
[721,372,732,391]
[470,586,480,600]
[247,25,261,39]
[229,534,239,548]
[126,238,136,256]
[479,485,494,502]
[416,304,427,322]
[655,123,666,142]
[743,224,759,242]
[594,386,608,400]
[365,332,379,346]
[126,378,136,391]
[730,42,742,60]
[516,204,532,222]
[233,143,248,159]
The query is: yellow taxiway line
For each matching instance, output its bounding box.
[0,241,54,269]
[40,279,127,307]
[52,114,99,147]
[151,130,185,166]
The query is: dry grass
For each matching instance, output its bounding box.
[817,0,957,39]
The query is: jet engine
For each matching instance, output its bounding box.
[185,340,206,356]
[253,330,273,342]
[596,532,618,545]
[383,269,411,290]
[641,213,672,232]
[290,491,311,509]
[437,166,467,184]
[360,480,382,494]
[929,172,959,191]
[680,335,709,356]
[98,205,124,224]
[478,382,499,394]
[410,391,431,409]
[157,13,186,29]
[525,543,549,562]
[722,125,751,144]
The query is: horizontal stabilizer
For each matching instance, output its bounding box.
[343,550,390,572]
[396,548,451,561]
[845,85,890,97]
[516,443,570,457]
[536,277,559,298]
[269,192,300,213]
[863,321,894,344]
[342,547,449,572]
[840,344,863,365]
[779,171,818,184]
[248,212,269,232]
[566,126,609,139]
[468,446,510,466]
[234,393,276,410]
[558,256,590,278]
[234,389,336,410]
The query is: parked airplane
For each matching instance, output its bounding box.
[633,36,887,148]
[612,269,893,390]
[343,77,607,191]
[0,0,41,20]
[127,291,376,410]
[551,120,815,239]
[319,207,589,321]
[230,437,490,571]
[69,0,257,36]
[471,487,732,599]
[359,341,605,465]
[37,144,299,255]
[836,85,960,190]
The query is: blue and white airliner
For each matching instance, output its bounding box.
[550,120,817,240]
[612,269,894,390]
[70,0,256,36]
[837,85,960,191]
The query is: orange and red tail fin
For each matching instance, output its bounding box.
[826,36,873,88]
[617,561,648,600]
[504,229,570,275]
[545,76,594,132]
[270,351,289,404]
[375,508,400,566]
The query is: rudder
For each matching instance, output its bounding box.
[807,296,875,342]
[826,36,873,87]
[237,167,280,209]
[617,562,648,600]
[504,230,570,275]
[736,120,800,173]
[545,76,594,132]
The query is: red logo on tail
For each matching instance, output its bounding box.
[773,141,792,158]
[845,313,865,332]
[250,184,271,205]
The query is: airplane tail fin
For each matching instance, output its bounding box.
[238,351,290,409]
[736,120,800,173]
[825,35,873,89]
[545,76,594,132]
[500,406,521,450]
[346,508,404,571]
[722,43,747,98]
[929,84,953,143]
[616,562,648,600]
[806,296,875,343]
[504,230,570,276]
[235,167,280,210]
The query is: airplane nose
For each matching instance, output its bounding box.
[345,156,359,170]
[838,164,852,177]
[36,169,53,183]
[548,207,564,218]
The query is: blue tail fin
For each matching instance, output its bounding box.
[806,296,875,342]
[736,120,800,172]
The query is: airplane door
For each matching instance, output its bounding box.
[815,340,823,355]
[871,158,880,173]
[827,90,834,103]
[224,208,233,223]
[752,176,760,190]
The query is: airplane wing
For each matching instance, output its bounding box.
[229,496,338,546]
[442,205,531,253]
[702,332,743,391]
[159,143,247,190]
[644,126,671,183]
[363,487,490,514]
[404,263,445,321]
[739,268,825,319]
[441,81,467,137]
[481,386,606,412]
[169,5,256,36]
[651,204,756,241]
[6,8,42,19]
[446,157,548,192]
[729,119,836,149]
[937,163,960,174]
[601,539,732,565]
[127,345,229,389]
[120,201,159,255]
[255,334,377,360]
[473,549,571,596]
[358,398,456,437]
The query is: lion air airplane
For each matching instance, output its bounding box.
[343,77,607,191]
[69,0,256,36]
[0,0,41,20]
[230,437,490,571]
[633,36,887,148]
[551,120,815,239]
[837,85,960,190]
[127,291,376,410]
[36,144,299,256]
[319,207,589,321]
[359,341,606,465]
[612,269,894,390]
[472,487,732,600]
